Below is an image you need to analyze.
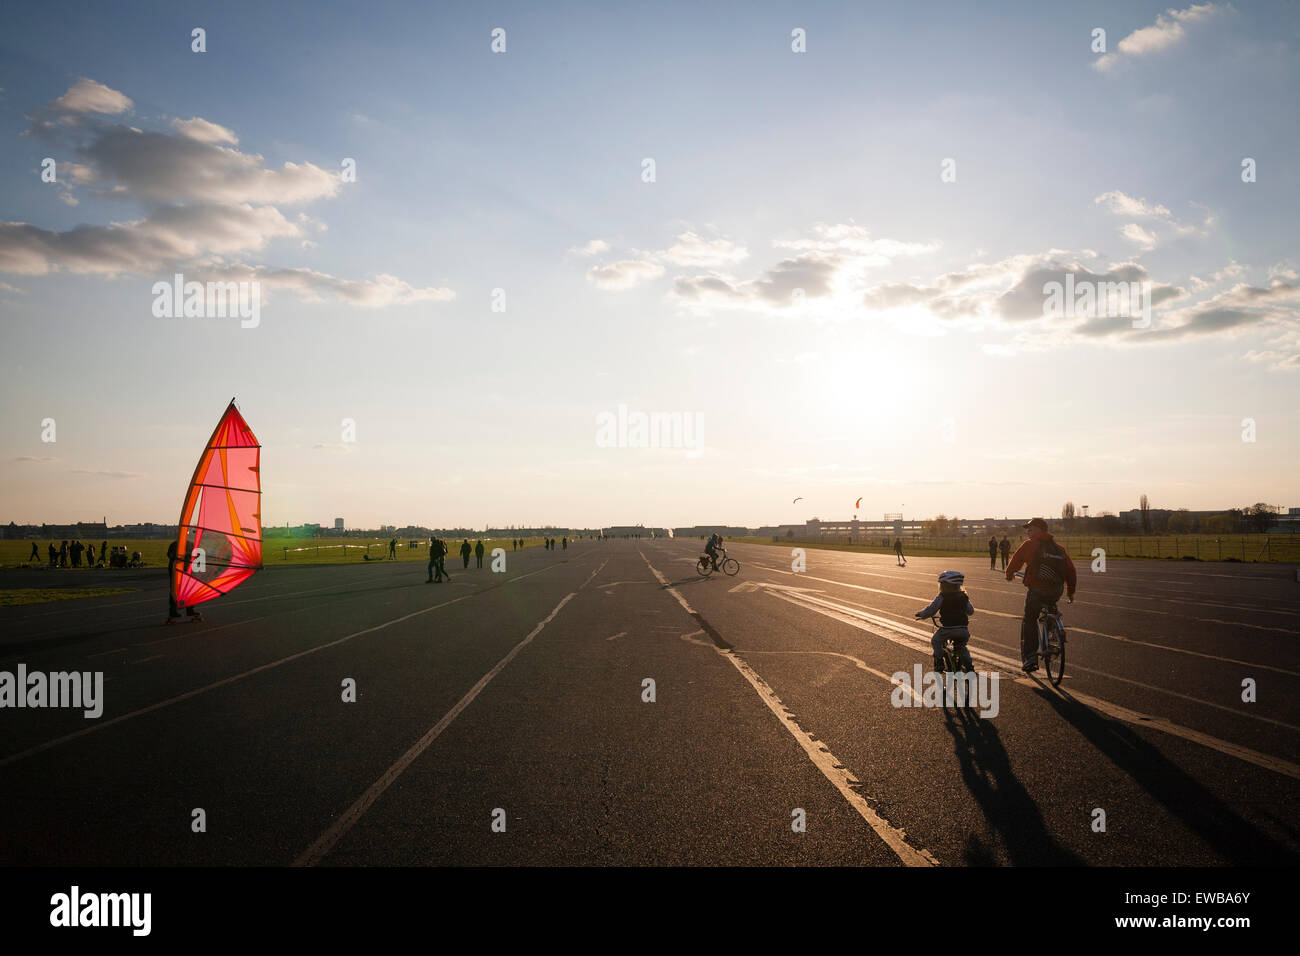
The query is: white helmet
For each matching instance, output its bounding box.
[938,570,964,586]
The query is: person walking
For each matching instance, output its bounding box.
[988,535,998,570]
[474,539,484,568]
[562,536,568,551]
[460,538,472,569]
[48,543,57,568]
[436,537,450,581]
[388,537,397,559]
[999,534,1011,570]
[86,543,95,566]
[101,540,108,565]
[28,541,39,563]
[426,537,437,583]
[893,537,906,567]
[59,540,68,568]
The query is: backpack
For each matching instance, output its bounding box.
[1030,537,1068,587]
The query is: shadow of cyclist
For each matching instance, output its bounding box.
[1025,678,1299,865]
[941,699,1085,865]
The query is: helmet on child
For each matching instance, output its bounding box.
[938,570,964,587]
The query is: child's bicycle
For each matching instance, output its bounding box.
[696,548,740,577]
[927,616,973,676]
[1013,572,1066,686]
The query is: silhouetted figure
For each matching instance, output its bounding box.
[562,536,567,550]
[428,537,450,582]
[86,544,95,566]
[988,535,998,569]
[475,539,484,568]
[512,539,517,551]
[166,539,200,621]
[426,538,437,583]
[460,538,472,568]
[48,543,57,567]
[59,540,68,568]
[389,538,397,559]
[29,541,39,563]
[999,534,1011,570]
[894,537,906,567]
[101,540,107,565]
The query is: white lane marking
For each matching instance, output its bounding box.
[131,615,270,648]
[749,584,1300,776]
[641,553,935,867]
[86,646,130,658]
[0,593,475,769]
[750,565,1299,677]
[747,650,924,705]
[294,559,608,866]
[606,632,627,641]
[131,655,164,664]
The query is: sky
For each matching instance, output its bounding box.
[0,0,1297,530]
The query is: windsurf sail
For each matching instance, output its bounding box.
[171,399,262,609]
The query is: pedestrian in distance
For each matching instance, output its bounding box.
[426,538,437,583]
[48,543,57,568]
[999,534,1011,570]
[460,538,472,568]
[474,539,484,568]
[562,536,567,550]
[436,538,451,582]
[29,541,39,563]
[59,540,68,568]
[388,537,397,559]
[988,535,998,569]
[894,537,906,567]
[100,540,108,565]
[86,543,95,566]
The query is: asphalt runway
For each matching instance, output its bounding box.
[0,539,1296,866]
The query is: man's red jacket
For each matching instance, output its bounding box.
[1005,531,1077,596]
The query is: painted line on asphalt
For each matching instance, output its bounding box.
[641,552,936,867]
[294,557,609,866]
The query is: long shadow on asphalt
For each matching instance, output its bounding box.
[1029,680,1300,865]
[941,700,1086,865]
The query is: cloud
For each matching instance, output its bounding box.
[0,281,25,294]
[1120,223,1158,251]
[0,203,301,276]
[12,456,58,463]
[1094,189,1214,249]
[1,79,451,309]
[171,116,239,145]
[1093,3,1222,71]
[773,222,940,265]
[569,239,609,257]
[586,259,665,290]
[1144,279,1300,343]
[673,252,840,306]
[1094,190,1171,219]
[658,231,749,267]
[71,468,145,479]
[49,78,133,116]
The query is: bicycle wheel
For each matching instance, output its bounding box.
[1045,620,1066,686]
[696,557,712,577]
[722,557,740,576]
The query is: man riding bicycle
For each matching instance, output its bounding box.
[1005,518,1076,673]
[704,532,723,571]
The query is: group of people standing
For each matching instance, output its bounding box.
[987,534,1012,570]
[543,537,567,550]
[29,539,132,568]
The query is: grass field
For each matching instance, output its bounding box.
[0,536,578,569]
[0,587,137,607]
[734,533,1300,564]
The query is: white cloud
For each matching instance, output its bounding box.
[1094,190,1171,219]
[1121,223,1158,251]
[171,116,239,145]
[49,78,133,115]
[569,239,609,257]
[1094,3,1223,71]
[658,231,748,267]
[587,259,665,289]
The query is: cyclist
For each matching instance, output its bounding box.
[1005,518,1076,672]
[704,532,723,571]
[915,570,974,673]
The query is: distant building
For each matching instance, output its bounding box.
[334,518,345,531]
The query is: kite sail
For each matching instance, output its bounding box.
[171,399,262,609]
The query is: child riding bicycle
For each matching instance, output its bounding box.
[915,570,975,673]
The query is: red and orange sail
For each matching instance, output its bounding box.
[171,400,262,609]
